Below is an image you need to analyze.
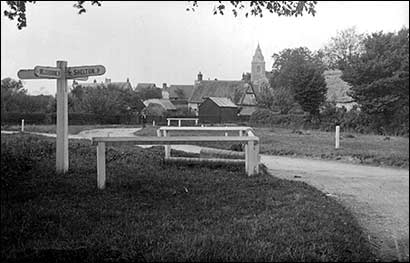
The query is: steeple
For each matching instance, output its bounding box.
[251,43,267,83]
[252,43,265,63]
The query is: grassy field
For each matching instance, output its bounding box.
[254,127,409,168]
[1,133,376,262]
[136,125,409,168]
[2,123,408,168]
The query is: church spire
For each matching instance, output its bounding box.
[253,43,265,62]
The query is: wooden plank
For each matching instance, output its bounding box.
[164,156,245,164]
[159,126,252,131]
[92,135,259,145]
[97,142,106,189]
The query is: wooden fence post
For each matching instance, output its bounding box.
[97,142,106,189]
[21,119,24,132]
[56,60,69,174]
[164,130,171,158]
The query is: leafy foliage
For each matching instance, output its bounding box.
[4,1,317,30]
[270,47,327,116]
[321,27,365,70]
[341,28,409,135]
[187,1,317,18]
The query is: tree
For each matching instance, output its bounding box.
[270,47,327,117]
[341,28,409,135]
[136,87,162,101]
[1,78,27,116]
[321,27,365,70]
[3,1,317,30]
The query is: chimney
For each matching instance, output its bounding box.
[126,78,129,83]
[105,78,111,84]
[197,71,203,81]
[162,83,167,89]
[93,79,97,83]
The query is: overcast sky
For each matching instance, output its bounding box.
[1,1,408,96]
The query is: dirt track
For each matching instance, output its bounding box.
[261,155,409,262]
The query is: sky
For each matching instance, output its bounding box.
[1,1,409,96]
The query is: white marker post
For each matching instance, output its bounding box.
[18,62,105,175]
[335,125,340,149]
[21,119,24,132]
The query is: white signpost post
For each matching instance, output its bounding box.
[18,61,106,174]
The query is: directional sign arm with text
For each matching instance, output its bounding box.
[66,65,106,79]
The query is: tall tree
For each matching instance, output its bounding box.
[3,1,317,30]
[321,27,365,70]
[342,28,409,135]
[270,47,327,117]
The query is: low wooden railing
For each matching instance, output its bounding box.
[92,131,260,189]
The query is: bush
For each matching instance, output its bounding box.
[249,108,305,128]
[1,112,48,125]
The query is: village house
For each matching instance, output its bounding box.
[161,83,194,110]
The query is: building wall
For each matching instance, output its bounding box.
[199,99,237,123]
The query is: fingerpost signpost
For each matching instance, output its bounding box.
[18,61,106,174]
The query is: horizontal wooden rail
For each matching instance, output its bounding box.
[92,135,258,146]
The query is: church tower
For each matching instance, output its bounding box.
[251,44,269,94]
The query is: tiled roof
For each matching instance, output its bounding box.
[189,80,248,104]
[207,97,238,108]
[143,99,177,111]
[168,85,194,99]
[136,83,157,90]
[107,82,132,90]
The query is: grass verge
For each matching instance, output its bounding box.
[1,133,376,262]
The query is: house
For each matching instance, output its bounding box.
[188,72,258,113]
[198,97,238,123]
[162,84,194,110]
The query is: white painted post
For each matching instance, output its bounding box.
[335,125,340,149]
[56,61,69,174]
[255,142,260,174]
[156,129,161,137]
[21,119,24,132]
[246,140,255,176]
[153,120,155,126]
[167,119,170,126]
[97,142,106,189]
[164,130,171,158]
[201,124,204,127]
[225,132,228,136]
[178,119,181,127]
[195,119,198,125]
[239,130,243,136]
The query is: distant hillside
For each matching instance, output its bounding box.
[324,69,354,103]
